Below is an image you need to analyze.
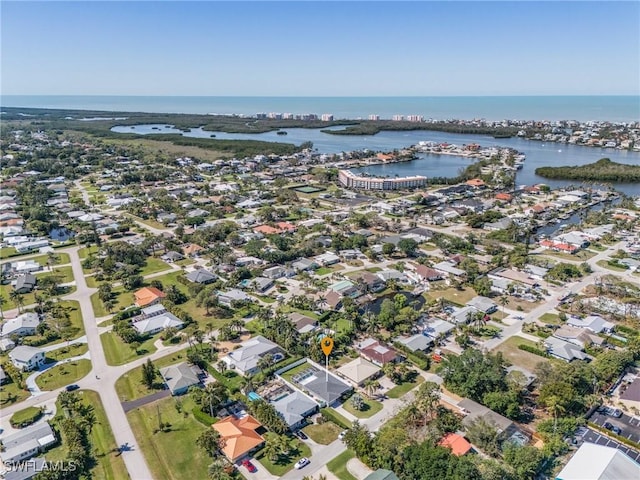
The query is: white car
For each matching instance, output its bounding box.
[294,458,310,470]
[338,430,348,441]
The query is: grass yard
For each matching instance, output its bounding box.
[90,287,132,317]
[256,433,312,477]
[543,249,596,261]
[365,267,382,273]
[45,343,89,362]
[0,380,31,406]
[24,300,86,346]
[596,260,628,272]
[0,247,17,259]
[86,275,101,287]
[342,397,383,419]
[36,359,92,390]
[279,362,313,384]
[0,283,36,309]
[539,312,562,325]
[127,396,212,480]
[491,335,550,372]
[427,287,477,307]
[386,375,425,399]
[78,245,100,259]
[10,406,42,427]
[140,257,172,276]
[315,267,333,276]
[29,252,71,266]
[100,332,158,366]
[327,449,358,480]
[115,348,190,401]
[125,213,168,231]
[302,421,342,444]
[175,258,195,267]
[39,265,75,283]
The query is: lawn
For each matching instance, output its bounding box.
[10,406,42,427]
[140,257,172,276]
[86,275,101,288]
[539,312,562,325]
[256,433,312,477]
[0,247,17,259]
[365,267,382,273]
[100,331,158,366]
[386,375,425,399]
[492,335,550,372]
[315,267,333,276]
[0,379,31,406]
[279,361,313,384]
[596,260,628,272]
[175,258,195,267]
[543,249,596,261]
[342,396,383,419]
[45,343,89,362]
[90,287,132,317]
[327,449,358,480]
[127,396,212,480]
[115,348,190,401]
[78,245,100,260]
[24,300,85,346]
[302,421,342,444]
[39,265,75,283]
[35,359,92,390]
[427,287,477,307]
[0,283,37,309]
[30,252,71,266]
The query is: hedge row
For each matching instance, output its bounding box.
[320,407,352,429]
[587,422,640,451]
[518,344,550,358]
[192,407,217,426]
[615,325,638,337]
[393,342,430,370]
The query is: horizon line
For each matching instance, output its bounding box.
[3,94,639,98]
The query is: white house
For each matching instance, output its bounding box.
[0,422,57,464]
[9,346,46,371]
[1,312,41,338]
[222,336,281,376]
[132,312,185,336]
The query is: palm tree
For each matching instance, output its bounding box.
[545,395,565,432]
[499,295,509,320]
[10,290,24,314]
[363,379,380,398]
[263,436,281,462]
[257,354,274,374]
[0,293,5,319]
[217,360,227,374]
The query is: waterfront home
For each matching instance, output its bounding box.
[357,338,400,366]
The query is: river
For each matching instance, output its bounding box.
[110,124,640,196]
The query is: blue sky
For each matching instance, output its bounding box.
[1,1,638,96]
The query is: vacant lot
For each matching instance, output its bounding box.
[302,421,342,444]
[492,335,550,372]
[36,359,92,390]
[100,331,158,366]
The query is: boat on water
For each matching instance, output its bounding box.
[210,134,216,138]
[277,131,288,135]
[151,127,160,130]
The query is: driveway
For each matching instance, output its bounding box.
[122,390,171,413]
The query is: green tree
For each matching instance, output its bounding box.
[196,428,222,458]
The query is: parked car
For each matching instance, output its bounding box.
[608,408,622,418]
[603,422,622,434]
[65,384,79,392]
[294,458,310,470]
[338,430,348,441]
[241,459,257,473]
[296,430,308,440]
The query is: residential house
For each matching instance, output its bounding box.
[222,336,281,376]
[439,433,473,456]
[377,269,411,285]
[161,251,184,263]
[432,261,466,280]
[566,315,614,334]
[270,390,318,430]
[315,252,340,266]
[450,306,479,325]
[397,334,434,353]
[553,325,604,349]
[159,362,204,395]
[11,260,42,274]
[13,274,37,294]
[134,287,166,307]
[364,470,400,480]
[466,296,498,314]
[350,271,385,293]
[459,398,520,440]
[291,258,318,272]
[619,377,640,411]
[9,346,46,371]
[357,338,400,366]
[544,336,588,362]
[336,357,381,386]
[1,312,41,338]
[217,289,251,308]
[251,277,274,293]
[288,312,317,334]
[263,265,287,279]
[422,319,456,339]
[182,243,205,257]
[185,269,217,285]
[212,415,265,462]
[414,265,443,282]
[329,280,361,298]
[0,422,57,464]
[132,311,184,336]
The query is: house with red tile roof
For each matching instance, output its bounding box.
[212,415,265,462]
[439,433,472,456]
[134,287,166,307]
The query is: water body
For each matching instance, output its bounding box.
[111,124,640,195]
[4,95,640,122]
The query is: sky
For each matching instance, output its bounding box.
[1,1,639,96]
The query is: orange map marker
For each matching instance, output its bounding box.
[321,337,334,357]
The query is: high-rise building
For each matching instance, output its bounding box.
[338,170,427,190]
[321,114,334,121]
[369,114,380,121]
[392,115,404,121]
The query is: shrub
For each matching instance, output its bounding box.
[320,408,351,429]
[518,344,549,358]
[192,407,217,426]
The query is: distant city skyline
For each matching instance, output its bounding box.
[1,1,639,96]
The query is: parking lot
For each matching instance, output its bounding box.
[577,427,640,463]
[589,410,640,444]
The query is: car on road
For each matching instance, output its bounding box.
[338,430,348,441]
[294,458,310,470]
[65,384,79,392]
[241,459,257,473]
[296,430,308,440]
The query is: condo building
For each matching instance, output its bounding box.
[338,170,427,190]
